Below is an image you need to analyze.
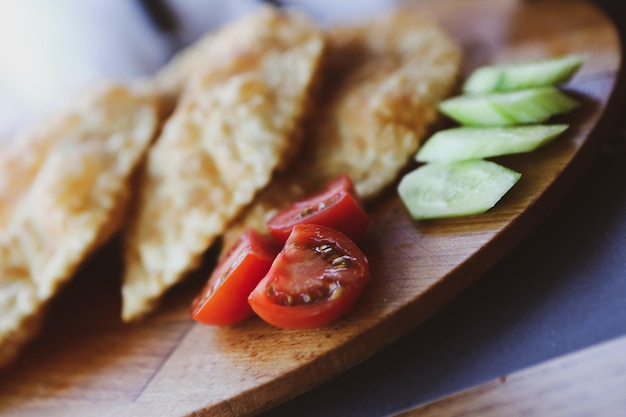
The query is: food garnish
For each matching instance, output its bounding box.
[398,160,521,220]
[249,224,369,329]
[462,54,584,94]
[191,229,280,326]
[416,124,569,163]
[399,54,584,220]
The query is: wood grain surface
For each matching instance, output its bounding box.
[394,334,626,417]
[0,0,622,416]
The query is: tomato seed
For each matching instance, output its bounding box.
[331,256,352,269]
[329,286,344,300]
[298,207,313,218]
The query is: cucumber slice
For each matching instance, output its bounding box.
[439,94,514,126]
[463,54,584,93]
[493,87,579,124]
[439,87,579,126]
[416,124,568,163]
[398,160,521,220]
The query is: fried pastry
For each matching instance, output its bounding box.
[0,82,162,367]
[121,6,325,321]
[222,8,463,251]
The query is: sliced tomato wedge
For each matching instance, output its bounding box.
[266,174,371,244]
[191,229,280,326]
[248,224,370,329]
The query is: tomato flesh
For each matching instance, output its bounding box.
[191,229,280,326]
[266,174,370,244]
[249,224,369,329]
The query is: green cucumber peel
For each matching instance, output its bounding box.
[398,160,521,220]
[463,54,584,93]
[416,124,569,163]
[438,86,579,127]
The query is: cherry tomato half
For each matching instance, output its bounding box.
[266,174,371,244]
[248,224,370,329]
[191,229,280,326]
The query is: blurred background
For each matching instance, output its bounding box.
[1,0,623,133]
[0,0,405,141]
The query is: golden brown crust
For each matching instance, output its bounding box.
[121,6,325,321]
[0,279,43,368]
[222,8,463,252]
[0,82,161,367]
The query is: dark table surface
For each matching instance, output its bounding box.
[258,1,626,415]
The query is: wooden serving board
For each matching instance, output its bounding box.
[0,0,622,416]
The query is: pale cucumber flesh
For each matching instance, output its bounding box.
[438,87,579,127]
[463,54,584,93]
[439,94,513,126]
[416,124,569,163]
[494,87,579,124]
[398,160,521,220]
